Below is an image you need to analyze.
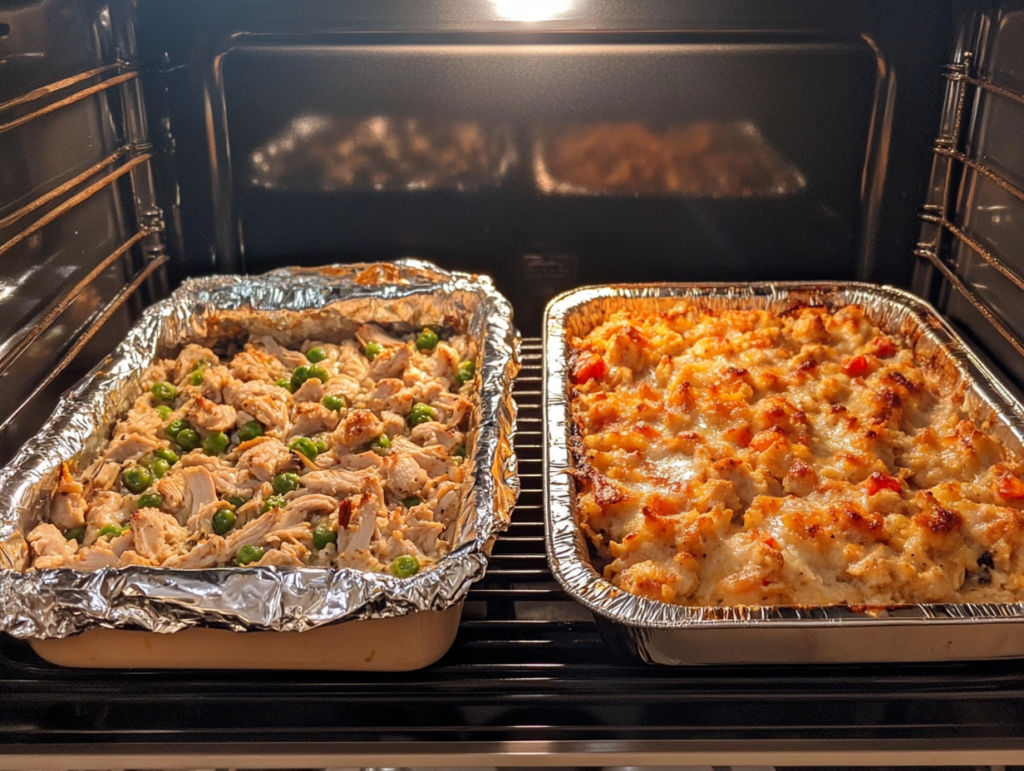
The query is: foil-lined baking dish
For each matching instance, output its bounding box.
[544,282,1024,664]
[0,260,519,670]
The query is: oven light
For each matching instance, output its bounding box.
[491,0,574,21]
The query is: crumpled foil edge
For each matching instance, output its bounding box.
[545,281,1024,630]
[0,259,520,638]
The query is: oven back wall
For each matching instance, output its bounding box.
[138,1,952,335]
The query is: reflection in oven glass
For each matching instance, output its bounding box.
[248,114,517,193]
[534,120,806,198]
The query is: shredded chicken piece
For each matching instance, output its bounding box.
[368,344,411,379]
[227,506,307,554]
[28,523,76,569]
[253,335,308,370]
[235,437,294,482]
[231,348,287,382]
[224,381,291,435]
[104,432,161,464]
[189,395,238,432]
[290,402,339,438]
[301,468,376,497]
[388,454,429,497]
[364,378,414,415]
[163,536,229,568]
[169,344,220,382]
[410,421,462,451]
[131,508,190,563]
[178,467,218,526]
[50,464,87,530]
[333,409,384,450]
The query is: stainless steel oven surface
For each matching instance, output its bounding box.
[4,0,1024,767]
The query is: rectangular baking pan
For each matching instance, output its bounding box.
[544,281,1024,664]
[0,260,520,670]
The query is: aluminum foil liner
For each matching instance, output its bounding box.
[545,283,1024,662]
[534,121,807,198]
[0,260,520,638]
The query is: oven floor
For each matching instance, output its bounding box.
[4,339,1024,763]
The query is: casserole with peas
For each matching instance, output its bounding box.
[28,324,477,574]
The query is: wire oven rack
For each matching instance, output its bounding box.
[4,339,1024,768]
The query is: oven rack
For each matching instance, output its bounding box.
[0,1,168,465]
[915,21,1024,385]
[4,338,1024,767]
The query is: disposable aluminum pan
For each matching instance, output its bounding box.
[545,282,1024,665]
[0,259,520,670]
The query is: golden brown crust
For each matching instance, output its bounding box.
[569,303,1024,607]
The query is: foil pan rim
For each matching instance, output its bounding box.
[0,259,520,638]
[544,281,1024,630]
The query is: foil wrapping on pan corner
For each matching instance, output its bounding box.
[0,259,520,638]
[544,282,1024,636]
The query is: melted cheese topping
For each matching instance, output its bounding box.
[569,303,1024,607]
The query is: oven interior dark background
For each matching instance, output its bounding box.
[4,0,1024,762]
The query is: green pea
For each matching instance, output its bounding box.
[203,430,229,456]
[308,365,330,384]
[235,545,264,566]
[407,402,435,427]
[455,360,476,385]
[371,434,391,457]
[165,419,190,440]
[176,429,201,451]
[123,466,153,494]
[322,394,345,412]
[150,458,171,479]
[276,378,297,393]
[238,421,264,442]
[225,496,246,508]
[155,405,173,419]
[151,381,177,402]
[189,369,204,386]
[312,524,338,551]
[261,495,287,513]
[415,328,439,351]
[291,365,311,389]
[154,447,179,465]
[389,554,420,578]
[272,472,300,495]
[289,436,318,460]
[138,492,163,509]
[212,508,236,535]
[99,524,125,539]
[314,437,328,455]
[364,342,383,361]
[452,444,466,458]
[306,346,328,363]
[403,496,423,508]
[64,526,86,542]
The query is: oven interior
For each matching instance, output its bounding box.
[4,0,1024,763]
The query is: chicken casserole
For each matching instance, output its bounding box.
[28,322,477,575]
[569,301,1024,608]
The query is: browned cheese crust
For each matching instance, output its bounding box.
[568,303,1024,607]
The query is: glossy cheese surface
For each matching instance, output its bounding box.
[569,303,1024,606]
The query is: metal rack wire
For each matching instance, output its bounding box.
[915,49,1024,362]
[0,45,168,445]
